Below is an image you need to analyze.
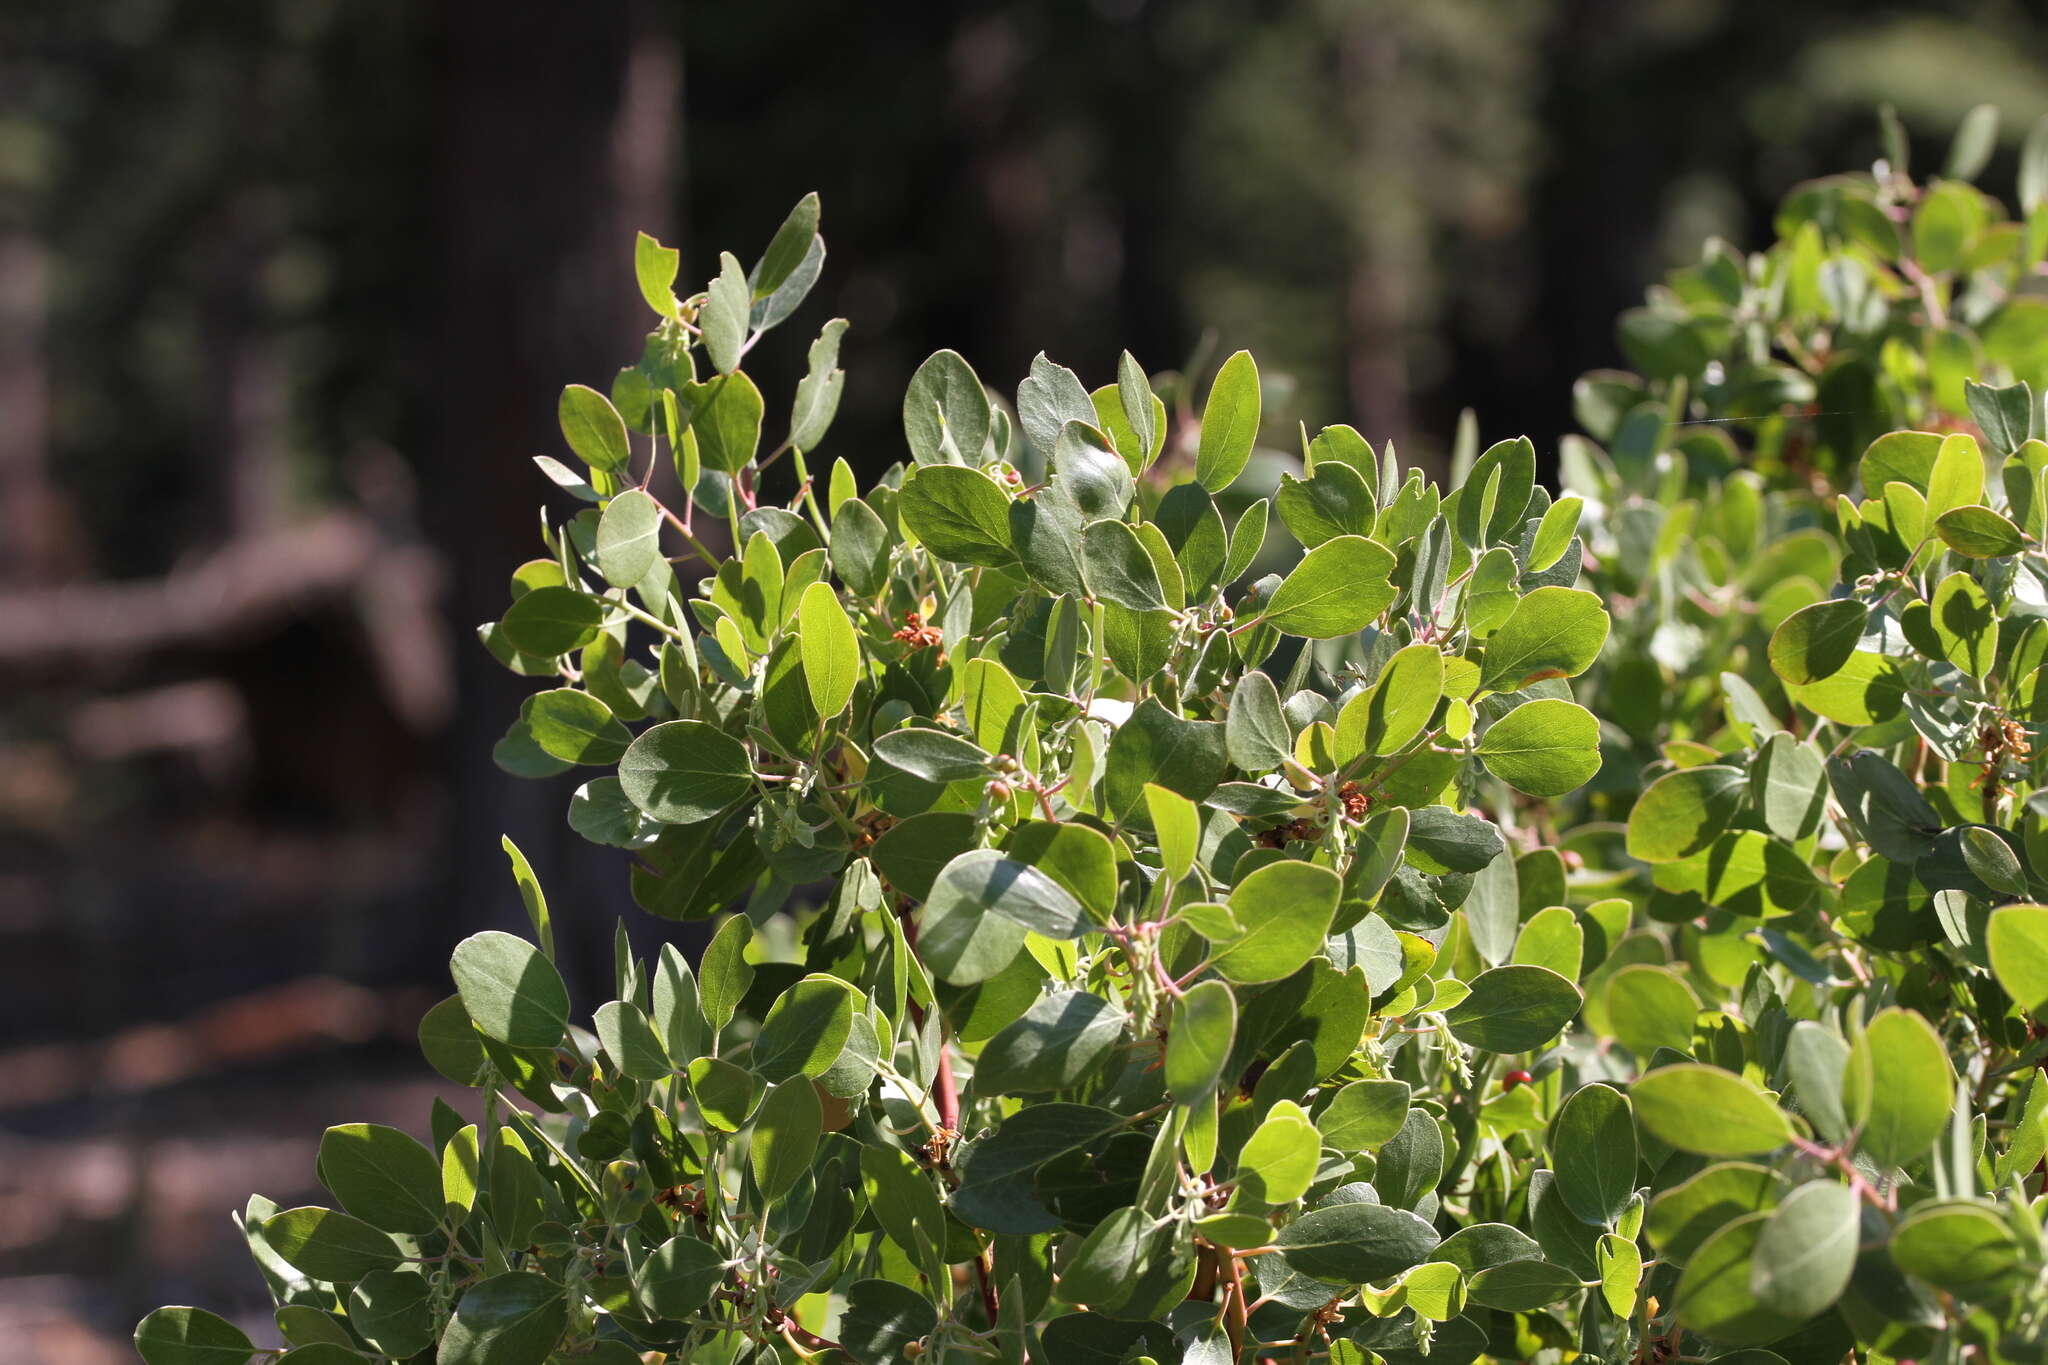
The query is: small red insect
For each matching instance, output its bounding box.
[1501,1069,1534,1092]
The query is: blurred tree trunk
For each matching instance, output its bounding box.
[430,0,682,987]
[0,233,76,585]
[1339,22,1418,452]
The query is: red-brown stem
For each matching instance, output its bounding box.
[782,1322,851,1360]
[894,900,959,1134]
[972,1249,1001,1324]
[1190,1242,1219,1302]
[933,1044,961,1134]
[1222,1252,1250,1357]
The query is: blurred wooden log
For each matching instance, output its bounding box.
[0,510,450,732]
[0,976,434,1111]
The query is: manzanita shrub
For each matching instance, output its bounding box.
[134,125,2048,1365]
[1559,106,2048,802]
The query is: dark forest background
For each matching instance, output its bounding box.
[4,1,2048,1358]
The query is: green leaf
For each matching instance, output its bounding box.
[570,779,655,847]
[1141,785,1200,881]
[903,349,990,465]
[618,720,754,825]
[1788,647,1907,726]
[1211,860,1341,984]
[1337,643,1443,761]
[1989,902,2048,1012]
[1002,821,1119,921]
[1081,518,1168,611]
[1842,1006,1952,1169]
[439,1273,567,1365]
[1597,1234,1641,1319]
[635,1235,727,1318]
[861,1141,952,1266]
[417,995,486,1087]
[873,726,992,783]
[1631,1065,1790,1157]
[1196,350,1260,492]
[1767,598,1867,685]
[929,848,1089,940]
[348,1267,435,1357]
[1462,546,1521,634]
[1747,1180,1856,1322]
[1625,765,1745,863]
[1237,1100,1320,1204]
[900,465,1014,566]
[1947,102,2001,180]
[1017,352,1096,453]
[1253,535,1398,639]
[1529,495,1585,572]
[1442,965,1581,1053]
[1929,569,1996,676]
[1476,698,1600,797]
[1890,1201,2027,1295]
[559,384,630,472]
[829,496,890,597]
[788,318,849,452]
[449,930,569,1049]
[755,975,856,1083]
[1962,397,2026,486]
[919,884,1029,987]
[1317,1079,1412,1152]
[753,192,822,300]
[1512,905,1583,981]
[1276,1202,1441,1285]
[1926,431,1987,519]
[1406,805,1505,874]
[797,581,859,717]
[1936,504,2027,558]
[260,1206,405,1282]
[1751,733,1826,842]
[1116,350,1158,467]
[1276,462,1375,547]
[687,1057,756,1131]
[751,1079,822,1202]
[595,489,662,588]
[1671,1212,1802,1347]
[1552,1084,1636,1227]
[2026,113,2048,212]
[681,371,764,474]
[700,250,750,375]
[499,586,603,658]
[1058,1205,1150,1312]
[1466,1259,1585,1311]
[1222,498,1270,585]
[1605,964,1700,1058]
[498,838,552,961]
[1376,1107,1445,1211]
[594,998,671,1081]
[979,989,1128,1096]
[1477,586,1609,692]
[1454,436,1536,548]
[698,915,754,1033]
[525,688,631,766]
[634,231,679,319]
[840,1279,940,1365]
[135,1307,257,1365]
[1102,697,1228,825]
[1165,979,1235,1102]
[318,1124,443,1235]
[1226,669,1291,773]
[1647,1161,1786,1265]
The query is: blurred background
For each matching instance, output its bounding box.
[5,0,2048,1358]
